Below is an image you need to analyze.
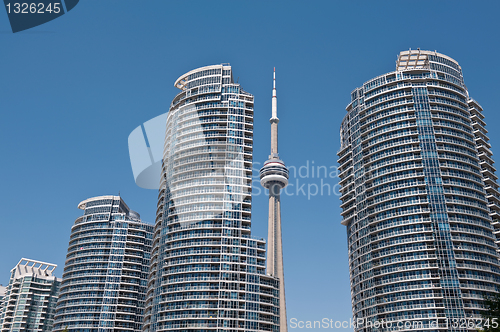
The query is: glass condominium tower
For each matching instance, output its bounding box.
[338,50,500,331]
[53,195,153,332]
[143,64,280,332]
[0,258,60,332]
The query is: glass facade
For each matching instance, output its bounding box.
[53,195,153,332]
[143,64,280,332]
[0,259,60,332]
[0,286,5,327]
[338,50,500,331]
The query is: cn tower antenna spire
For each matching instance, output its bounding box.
[260,67,288,332]
[273,67,276,89]
[271,68,279,156]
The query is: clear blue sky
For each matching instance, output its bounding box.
[1,0,500,329]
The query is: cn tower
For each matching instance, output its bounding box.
[260,68,289,332]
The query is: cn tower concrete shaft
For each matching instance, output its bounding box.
[268,187,287,332]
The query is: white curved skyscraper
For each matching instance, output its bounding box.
[338,50,500,331]
[144,64,281,332]
[53,196,153,332]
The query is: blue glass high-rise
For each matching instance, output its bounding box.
[338,50,500,331]
[0,259,60,332]
[53,196,153,332]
